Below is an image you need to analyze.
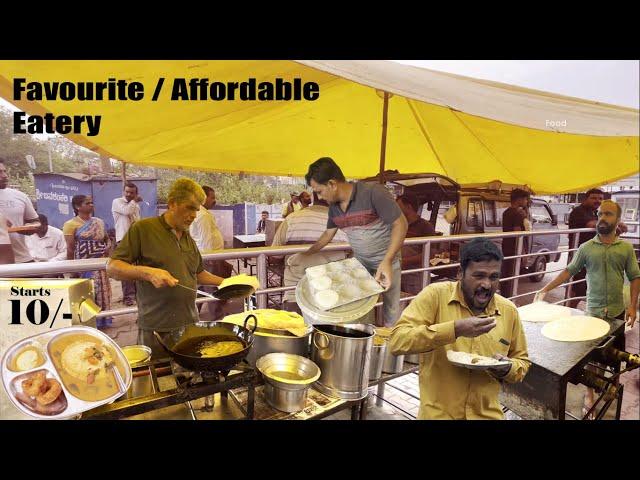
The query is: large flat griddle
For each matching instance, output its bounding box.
[501,316,626,419]
[520,319,624,377]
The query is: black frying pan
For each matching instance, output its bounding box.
[153,316,257,372]
[214,284,255,300]
[177,283,255,301]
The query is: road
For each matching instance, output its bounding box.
[508,247,574,308]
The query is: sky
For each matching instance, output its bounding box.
[393,60,639,108]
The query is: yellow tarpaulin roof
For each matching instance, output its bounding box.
[0,60,637,194]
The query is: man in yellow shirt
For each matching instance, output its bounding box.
[389,237,530,419]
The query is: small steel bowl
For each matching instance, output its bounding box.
[122,345,152,366]
[256,353,321,413]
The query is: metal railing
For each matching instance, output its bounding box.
[0,227,607,320]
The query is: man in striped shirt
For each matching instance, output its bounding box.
[272,192,348,312]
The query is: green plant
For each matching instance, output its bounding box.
[1,106,307,205]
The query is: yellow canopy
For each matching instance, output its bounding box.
[0,60,637,194]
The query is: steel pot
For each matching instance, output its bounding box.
[311,323,374,400]
[256,353,320,412]
[245,318,312,367]
[382,348,404,374]
[404,353,420,365]
[369,342,387,381]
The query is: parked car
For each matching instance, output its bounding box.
[362,171,561,282]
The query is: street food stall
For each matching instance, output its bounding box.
[1,60,638,420]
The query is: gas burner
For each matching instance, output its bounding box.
[188,371,225,388]
[170,359,255,389]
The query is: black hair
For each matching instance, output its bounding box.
[202,185,214,196]
[585,188,604,198]
[305,157,346,186]
[124,182,138,193]
[460,237,503,272]
[37,213,48,224]
[261,210,269,215]
[510,188,530,202]
[397,193,419,212]
[71,195,88,216]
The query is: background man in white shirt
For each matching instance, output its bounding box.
[0,159,40,263]
[190,185,231,318]
[112,181,142,305]
[26,214,67,263]
[190,186,224,252]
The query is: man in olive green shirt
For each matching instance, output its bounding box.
[536,200,639,418]
[536,200,640,326]
[107,178,225,356]
[389,238,530,420]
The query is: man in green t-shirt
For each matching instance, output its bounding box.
[536,199,640,325]
[107,178,226,356]
[535,199,640,418]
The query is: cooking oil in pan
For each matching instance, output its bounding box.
[174,336,244,358]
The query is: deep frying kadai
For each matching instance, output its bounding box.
[153,316,257,372]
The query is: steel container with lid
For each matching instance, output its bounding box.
[311,323,374,400]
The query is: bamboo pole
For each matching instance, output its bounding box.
[121,161,127,187]
[378,91,390,184]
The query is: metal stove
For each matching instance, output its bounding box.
[83,357,258,420]
[501,318,639,420]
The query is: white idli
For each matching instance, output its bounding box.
[306,265,327,279]
[338,284,361,301]
[326,262,345,272]
[359,279,382,292]
[351,268,370,279]
[315,290,339,310]
[312,276,332,291]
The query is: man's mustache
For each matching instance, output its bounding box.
[475,288,492,295]
[597,221,615,232]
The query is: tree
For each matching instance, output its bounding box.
[1,106,100,197]
[1,106,307,204]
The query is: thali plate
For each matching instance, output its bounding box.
[1,326,132,420]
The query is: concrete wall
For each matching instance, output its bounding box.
[34,174,90,230]
[34,174,157,233]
